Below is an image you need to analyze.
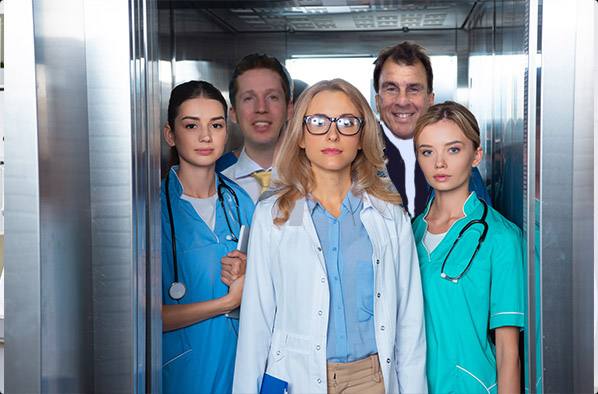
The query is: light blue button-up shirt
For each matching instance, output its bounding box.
[307,190,377,362]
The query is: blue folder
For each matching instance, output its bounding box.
[260,373,288,394]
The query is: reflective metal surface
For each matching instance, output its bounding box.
[5,0,42,392]
[6,0,160,392]
[540,1,594,392]
[569,1,594,392]
[85,0,135,391]
[524,0,540,391]
[34,0,95,389]
[130,0,163,392]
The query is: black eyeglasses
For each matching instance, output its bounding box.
[303,114,364,136]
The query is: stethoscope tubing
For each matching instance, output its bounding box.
[165,169,240,300]
[439,199,489,283]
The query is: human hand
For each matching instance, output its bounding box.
[226,275,245,310]
[220,250,247,286]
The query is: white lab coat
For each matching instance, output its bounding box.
[233,192,427,394]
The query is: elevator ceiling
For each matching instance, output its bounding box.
[158,1,525,34]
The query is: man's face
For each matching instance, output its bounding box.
[375,59,434,140]
[230,68,291,149]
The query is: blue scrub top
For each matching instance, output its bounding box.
[216,151,238,173]
[161,167,255,394]
[412,193,524,394]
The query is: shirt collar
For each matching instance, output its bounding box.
[233,148,270,178]
[381,121,414,149]
[168,166,184,197]
[421,191,480,224]
[306,189,362,216]
[168,165,221,199]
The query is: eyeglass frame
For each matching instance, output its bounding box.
[303,113,364,136]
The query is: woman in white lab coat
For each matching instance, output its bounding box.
[233,79,427,394]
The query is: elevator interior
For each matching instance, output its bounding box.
[158,0,527,223]
[156,1,592,393]
[159,0,534,385]
[4,0,594,393]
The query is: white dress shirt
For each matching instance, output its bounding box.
[221,149,270,203]
[381,122,417,217]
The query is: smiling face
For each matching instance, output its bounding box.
[375,60,434,140]
[415,119,482,195]
[300,90,362,179]
[164,97,227,170]
[230,68,292,151]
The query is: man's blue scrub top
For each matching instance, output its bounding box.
[161,167,254,394]
[412,192,525,394]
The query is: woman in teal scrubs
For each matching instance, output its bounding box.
[161,81,255,394]
[412,101,524,393]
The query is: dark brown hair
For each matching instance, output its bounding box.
[373,41,433,94]
[166,80,228,167]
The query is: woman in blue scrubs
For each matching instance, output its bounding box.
[161,81,254,394]
[412,101,524,393]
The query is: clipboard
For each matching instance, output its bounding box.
[225,225,249,319]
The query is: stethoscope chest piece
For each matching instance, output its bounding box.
[169,281,186,300]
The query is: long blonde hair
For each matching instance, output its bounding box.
[273,78,401,225]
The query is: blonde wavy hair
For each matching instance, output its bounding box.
[273,78,401,225]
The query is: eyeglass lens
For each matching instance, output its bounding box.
[305,114,362,135]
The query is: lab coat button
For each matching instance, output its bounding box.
[376,259,380,264]
[317,246,322,252]
[317,378,322,384]
[318,310,323,316]
[321,277,325,283]
[380,325,385,331]
[316,345,321,351]
[386,358,391,364]
[276,350,281,356]
[376,292,381,298]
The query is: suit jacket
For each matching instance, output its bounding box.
[381,128,492,218]
[382,131,430,217]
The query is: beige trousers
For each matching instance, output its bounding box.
[326,354,385,394]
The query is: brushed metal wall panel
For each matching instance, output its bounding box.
[4,0,42,391]
[33,0,94,391]
[541,1,591,393]
[84,0,136,392]
[570,1,594,391]
[6,0,160,392]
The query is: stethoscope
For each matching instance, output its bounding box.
[439,199,489,283]
[165,170,241,300]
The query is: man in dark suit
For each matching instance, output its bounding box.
[373,42,491,217]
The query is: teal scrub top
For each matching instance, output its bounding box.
[161,167,255,394]
[412,192,525,394]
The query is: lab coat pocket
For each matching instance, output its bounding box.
[267,331,288,365]
[453,364,497,394]
[266,332,290,383]
[357,261,375,322]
